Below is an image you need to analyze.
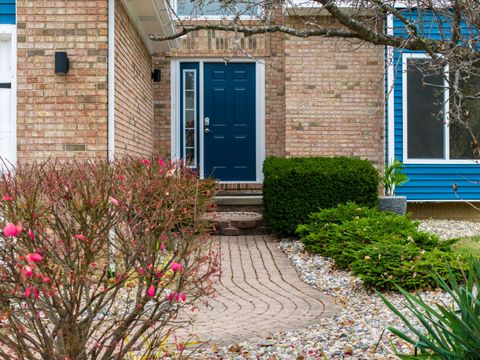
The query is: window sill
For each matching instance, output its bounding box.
[403,159,480,165]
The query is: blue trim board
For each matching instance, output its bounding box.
[0,1,15,24]
[387,9,480,201]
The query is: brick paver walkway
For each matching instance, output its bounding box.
[181,235,339,345]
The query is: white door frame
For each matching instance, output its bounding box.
[0,24,17,168]
[170,58,265,183]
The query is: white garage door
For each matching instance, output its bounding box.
[0,35,13,166]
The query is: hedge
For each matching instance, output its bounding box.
[263,156,379,235]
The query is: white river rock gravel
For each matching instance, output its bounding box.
[190,219,478,359]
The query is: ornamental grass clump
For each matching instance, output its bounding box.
[0,158,219,359]
[379,258,480,359]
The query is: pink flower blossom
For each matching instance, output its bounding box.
[141,159,151,166]
[147,285,155,298]
[137,268,144,275]
[3,223,20,237]
[174,292,180,302]
[158,158,167,168]
[22,265,33,278]
[43,276,51,283]
[74,234,87,241]
[2,195,13,201]
[16,223,23,233]
[109,197,120,207]
[26,253,43,263]
[179,292,186,302]
[161,243,166,252]
[171,262,183,273]
[28,229,35,240]
[23,286,39,300]
[32,287,39,299]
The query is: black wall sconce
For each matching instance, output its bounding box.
[55,51,69,74]
[152,69,161,83]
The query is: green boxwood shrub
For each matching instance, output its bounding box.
[298,203,464,290]
[263,157,379,235]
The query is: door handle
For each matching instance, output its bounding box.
[205,128,211,134]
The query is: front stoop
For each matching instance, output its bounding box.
[215,195,263,211]
[203,211,267,235]
[214,192,263,213]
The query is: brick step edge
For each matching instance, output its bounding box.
[218,226,269,236]
[202,212,264,230]
[213,218,264,229]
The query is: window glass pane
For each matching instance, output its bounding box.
[185,110,195,129]
[407,59,445,159]
[185,71,195,90]
[185,129,195,148]
[450,73,480,159]
[185,91,195,109]
[176,0,258,16]
[185,148,195,167]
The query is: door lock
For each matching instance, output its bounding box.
[204,117,210,126]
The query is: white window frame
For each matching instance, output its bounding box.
[0,24,17,169]
[402,53,477,165]
[171,0,260,20]
[182,68,197,168]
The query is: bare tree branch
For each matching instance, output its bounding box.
[151,1,479,62]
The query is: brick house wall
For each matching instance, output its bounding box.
[15,3,384,172]
[284,18,385,168]
[16,0,109,163]
[152,22,286,159]
[153,16,384,169]
[114,0,156,158]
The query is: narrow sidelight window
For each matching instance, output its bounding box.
[183,69,197,168]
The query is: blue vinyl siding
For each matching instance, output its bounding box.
[389,9,480,201]
[0,0,15,24]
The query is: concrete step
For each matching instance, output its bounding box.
[215,195,263,206]
[202,211,267,235]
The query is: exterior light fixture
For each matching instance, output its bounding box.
[152,69,161,83]
[55,52,69,74]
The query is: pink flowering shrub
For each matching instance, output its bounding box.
[0,158,218,359]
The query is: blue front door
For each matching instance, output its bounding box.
[203,63,256,181]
